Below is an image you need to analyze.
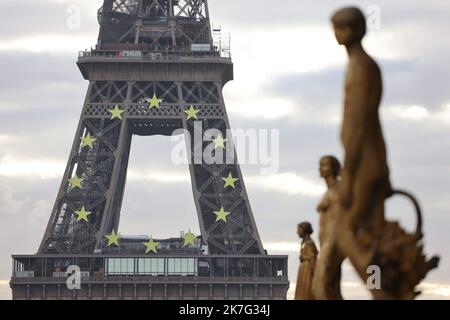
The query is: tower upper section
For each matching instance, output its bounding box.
[78,0,232,83]
[97,0,213,52]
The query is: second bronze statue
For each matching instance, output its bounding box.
[312,156,344,300]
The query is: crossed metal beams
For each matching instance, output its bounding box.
[39,80,264,256]
[100,0,211,48]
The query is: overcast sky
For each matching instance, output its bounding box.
[0,0,449,300]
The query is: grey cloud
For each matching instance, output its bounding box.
[268,58,450,111]
[0,51,86,159]
[209,0,450,29]
[0,0,100,40]
[0,52,85,104]
[3,1,449,39]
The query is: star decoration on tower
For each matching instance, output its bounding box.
[68,175,84,190]
[146,94,163,110]
[81,133,96,149]
[184,105,200,120]
[214,207,230,223]
[213,134,227,149]
[183,230,196,247]
[75,206,91,222]
[105,230,120,247]
[222,173,239,189]
[143,237,160,254]
[108,104,125,120]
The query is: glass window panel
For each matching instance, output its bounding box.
[128,258,134,274]
[187,259,194,273]
[175,258,181,273]
[116,258,120,274]
[136,258,166,275]
[168,258,174,274]
[158,259,165,275]
[150,259,155,275]
[128,258,201,276]
[107,259,114,275]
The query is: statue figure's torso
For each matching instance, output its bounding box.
[342,51,389,182]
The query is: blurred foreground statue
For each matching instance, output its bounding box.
[309,7,439,300]
[295,222,318,300]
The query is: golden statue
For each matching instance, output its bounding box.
[312,156,344,300]
[295,222,318,300]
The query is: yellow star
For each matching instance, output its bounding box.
[81,133,96,149]
[183,230,196,247]
[108,104,125,120]
[146,94,163,110]
[213,134,227,149]
[222,173,239,189]
[68,175,84,190]
[143,237,160,254]
[184,105,200,120]
[214,207,230,223]
[75,206,91,222]
[105,230,120,247]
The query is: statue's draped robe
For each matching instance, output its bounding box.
[295,238,318,300]
[313,187,344,300]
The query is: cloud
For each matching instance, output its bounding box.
[265,242,299,253]
[208,0,450,30]
[383,104,450,125]
[0,135,20,146]
[127,169,190,184]
[419,283,450,299]
[0,281,11,300]
[0,52,85,112]
[225,93,296,120]
[268,58,450,126]
[0,184,52,221]
[0,155,65,179]
[114,166,325,198]
[0,0,99,41]
[247,172,325,197]
[0,34,94,53]
[287,281,370,300]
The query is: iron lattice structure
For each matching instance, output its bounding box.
[39,0,264,256]
[11,0,289,300]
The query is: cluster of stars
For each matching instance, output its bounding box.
[103,230,198,254]
[70,94,239,253]
[78,95,229,152]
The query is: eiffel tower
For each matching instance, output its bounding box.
[11,0,288,300]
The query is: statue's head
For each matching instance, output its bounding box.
[331,7,366,46]
[298,222,313,238]
[319,155,341,179]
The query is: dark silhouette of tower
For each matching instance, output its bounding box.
[11,0,288,300]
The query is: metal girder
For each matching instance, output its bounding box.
[174,0,207,19]
[98,0,211,48]
[39,0,264,256]
[39,80,264,255]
